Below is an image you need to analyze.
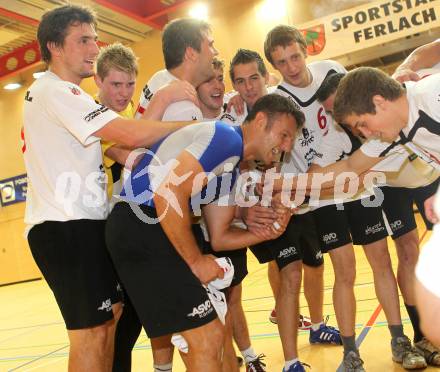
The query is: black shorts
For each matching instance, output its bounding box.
[249,212,323,270]
[313,199,388,253]
[106,202,217,338]
[27,219,122,330]
[381,177,440,239]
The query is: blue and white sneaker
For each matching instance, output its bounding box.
[282,361,310,372]
[309,318,342,345]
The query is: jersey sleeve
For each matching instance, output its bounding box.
[46,82,119,146]
[185,123,243,175]
[162,101,202,121]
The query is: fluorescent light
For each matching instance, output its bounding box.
[189,3,208,20]
[33,71,45,79]
[4,83,22,90]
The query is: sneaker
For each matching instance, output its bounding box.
[246,354,266,372]
[342,351,365,372]
[391,336,427,369]
[282,361,310,372]
[237,356,244,367]
[309,317,342,345]
[415,337,440,366]
[269,310,312,330]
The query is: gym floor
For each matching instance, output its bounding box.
[0,213,436,371]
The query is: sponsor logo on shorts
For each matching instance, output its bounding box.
[316,250,323,260]
[97,298,112,312]
[278,246,297,259]
[365,222,385,235]
[390,220,403,231]
[323,232,338,244]
[84,104,109,122]
[187,300,214,319]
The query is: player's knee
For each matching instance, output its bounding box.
[280,263,302,292]
[334,265,355,287]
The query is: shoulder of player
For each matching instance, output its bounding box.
[143,69,172,93]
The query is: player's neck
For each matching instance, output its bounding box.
[168,65,198,88]
[49,64,83,86]
[396,95,410,130]
[201,106,221,119]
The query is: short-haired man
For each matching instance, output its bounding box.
[313,72,428,370]
[136,17,217,122]
[106,94,303,372]
[259,25,345,372]
[24,5,193,371]
[304,67,440,366]
[227,48,316,332]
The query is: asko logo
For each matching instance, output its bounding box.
[323,232,337,243]
[187,300,213,319]
[278,246,297,259]
[390,220,403,231]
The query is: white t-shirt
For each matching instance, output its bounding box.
[360,74,440,172]
[277,60,347,175]
[23,71,120,227]
[135,69,203,121]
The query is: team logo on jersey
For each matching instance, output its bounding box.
[69,87,81,95]
[301,24,326,56]
[300,128,315,147]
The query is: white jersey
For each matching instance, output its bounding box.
[135,69,203,121]
[219,86,277,126]
[361,74,440,173]
[23,71,119,227]
[276,60,347,174]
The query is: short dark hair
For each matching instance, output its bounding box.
[96,43,138,79]
[162,18,211,70]
[334,67,405,124]
[229,49,268,82]
[37,5,97,64]
[264,25,307,66]
[316,73,345,103]
[245,93,305,130]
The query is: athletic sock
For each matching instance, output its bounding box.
[389,324,405,340]
[153,362,172,372]
[405,303,424,343]
[284,358,299,370]
[341,335,358,357]
[311,321,323,331]
[240,346,258,363]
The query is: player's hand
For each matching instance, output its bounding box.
[392,68,420,83]
[424,194,439,224]
[226,93,245,115]
[159,80,200,107]
[242,205,277,229]
[190,254,224,285]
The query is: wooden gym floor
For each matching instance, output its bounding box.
[0,213,438,371]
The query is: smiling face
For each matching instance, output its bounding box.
[50,22,99,84]
[95,68,136,112]
[270,42,309,88]
[197,66,225,117]
[232,61,268,109]
[257,112,297,166]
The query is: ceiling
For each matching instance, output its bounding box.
[0,0,190,81]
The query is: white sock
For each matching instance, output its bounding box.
[284,358,299,370]
[240,346,258,362]
[153,363,172,372]
[311,321,323,331]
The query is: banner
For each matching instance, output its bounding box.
[298,0,440,61]
[0,174,27,207]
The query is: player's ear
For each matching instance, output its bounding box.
[372,95,387,110]
[254,111,268,130]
